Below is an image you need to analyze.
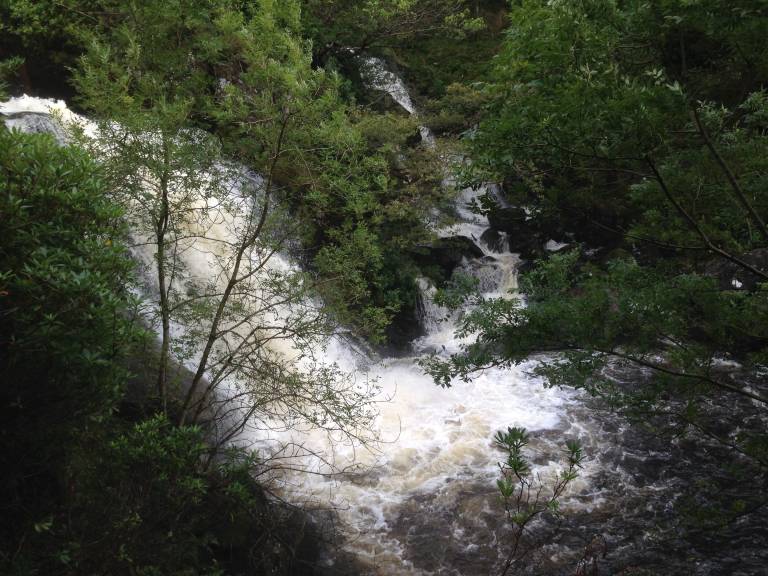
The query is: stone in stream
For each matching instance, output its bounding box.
[484,203,550,258]
[479,228,507,253]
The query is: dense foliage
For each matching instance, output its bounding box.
[0,0,458,343]
[0,130,135,537]
[5,0,768,572]
[0,2,477,573]
[0,128,326,575]
[301,0,484,58]
[426,0,768,488]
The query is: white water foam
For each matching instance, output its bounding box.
[247,59,602,573]
[3,91,601,574]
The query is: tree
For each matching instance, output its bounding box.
[0,127,330,576]
[0,0,106,94]
[424,0,768,524]
[68,415,317,575]
[493,427,584,575]
[1,0,458,347]
[70,0,381,454]
[468,0,768,241]
[0,127,139,569]
[300,0,484,60]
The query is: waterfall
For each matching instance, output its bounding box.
[0,95,378,452]
[359,56,435,146]
[2,88,614,575]
[259,58,601,572]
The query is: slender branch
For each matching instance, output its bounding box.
[691,107,768,242]
[645,156,768,281]
[155,134,173,414]
[179,107,292,425]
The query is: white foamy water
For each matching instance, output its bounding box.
[0,95,375,447]
[241,59,606,573]
[3,90,604,575]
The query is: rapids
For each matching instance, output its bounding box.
[271,58,605,574]
[0,83,619,575]
[7,65,765,575]
[2,89,604,574]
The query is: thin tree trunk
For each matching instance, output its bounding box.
[155,138,172,415]
[179,109,291,426]
[691,107,768,243]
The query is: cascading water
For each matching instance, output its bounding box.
[5,79,730,575]
[0,95,379,451]
[260,57,602,574]
[0,86,602,574]
[2,90,601,572]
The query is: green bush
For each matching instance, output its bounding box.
[0,128,137,570]
[0,128,325,575]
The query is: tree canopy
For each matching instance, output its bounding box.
[426,0,768,471]
[4,0,768,572]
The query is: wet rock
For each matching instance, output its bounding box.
[516,258,536,276]
[480,228,506,253]
[487,204,527,232]
[482,205,559,260]
[486,205,542,255]
[3,112,69,143]
[545,239,571,252]
[413,236,485,282]
[384,305,426,355]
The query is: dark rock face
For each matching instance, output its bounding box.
[3,113,68,143]
[480,228,506,253]
[487,204,528,234]
[384,305,426,356]
[483,203,549,259]
[413,236,485,282]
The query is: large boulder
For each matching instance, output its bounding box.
[385,301,426,355]
[485,204,546,258]
[480,228,506,253]
[486,204,527,233]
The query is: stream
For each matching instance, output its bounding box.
[3,59,767,575]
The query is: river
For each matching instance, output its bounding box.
[3,61,766,575]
